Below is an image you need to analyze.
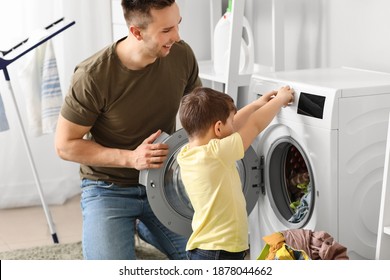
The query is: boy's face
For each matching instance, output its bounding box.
[218,112,235,139]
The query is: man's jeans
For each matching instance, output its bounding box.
[81,179,187,260]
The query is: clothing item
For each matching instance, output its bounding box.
[0,92,9,132]
[80,179,187,260]
[61,38,201,185]
[282,229,349,260]
[261,232,285,260]
[259,232,310,260]
[136,219,166,254]
[274,244,310,260]
[18,29,62,136]
[177,132,249,253]
[40,41,63,134]
[187,248,246,260]
[288,184,312,223]
[259,230,349,260]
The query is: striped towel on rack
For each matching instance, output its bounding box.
[18,29,63,136]
[41,41,62,134]
[0,91,9,132]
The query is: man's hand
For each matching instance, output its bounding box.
[132,130,169,170]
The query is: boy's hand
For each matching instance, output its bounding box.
[276,85,295,106]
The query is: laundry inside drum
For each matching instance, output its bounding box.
[267,139,313,227]
[284,145,311,223]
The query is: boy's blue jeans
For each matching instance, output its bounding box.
[186,248,247,260]
[80,179,187,260]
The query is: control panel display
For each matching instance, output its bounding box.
[297,92,326,119]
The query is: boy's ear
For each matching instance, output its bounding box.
[214,121,223,138]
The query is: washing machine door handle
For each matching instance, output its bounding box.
[139,129,262,237]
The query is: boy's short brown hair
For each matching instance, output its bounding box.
[179,87,237,138]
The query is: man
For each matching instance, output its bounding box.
[55,0,201,260]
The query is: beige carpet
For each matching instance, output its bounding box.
[0,239,168,260]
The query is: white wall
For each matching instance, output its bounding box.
[60,0,113,91]
[327,0,390,73]
[176,0,211,60]
[247,0,390,73]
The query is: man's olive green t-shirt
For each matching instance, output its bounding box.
[61,38,202,185]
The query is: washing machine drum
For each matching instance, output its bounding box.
[139,129,261,237]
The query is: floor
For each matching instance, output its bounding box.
[0,193,82,252]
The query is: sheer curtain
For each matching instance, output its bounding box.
[0,0,112,208]
[59,0,113,92]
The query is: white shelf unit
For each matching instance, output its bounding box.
[199,0,253,104]
[199,0,285,104]
[376,112,390,260]
[198,60,253,86]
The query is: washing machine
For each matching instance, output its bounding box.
[248,67,390,260]
[139,67,390,260]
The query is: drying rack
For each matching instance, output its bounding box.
[0,18,75,244]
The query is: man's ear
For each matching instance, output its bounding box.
[129,26,142,41]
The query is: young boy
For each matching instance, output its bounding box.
[177,86,294,260]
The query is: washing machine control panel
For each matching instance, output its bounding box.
[297,92,326,119]
[249,75,339,129]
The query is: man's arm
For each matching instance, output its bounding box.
[55,115,169,170]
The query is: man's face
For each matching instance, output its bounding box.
[140,3,182,58]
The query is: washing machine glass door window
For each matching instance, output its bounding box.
[162,147,193,219]
[266,137,314,228]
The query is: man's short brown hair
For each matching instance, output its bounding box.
[121,0,176,28]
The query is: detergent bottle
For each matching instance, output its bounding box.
[213,0,255,75]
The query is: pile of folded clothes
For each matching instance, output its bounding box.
[257,229,349,260]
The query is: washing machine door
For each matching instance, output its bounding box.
[258,124,315,229]
[139,129,261,237]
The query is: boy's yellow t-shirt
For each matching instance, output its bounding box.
[177,132,249,252]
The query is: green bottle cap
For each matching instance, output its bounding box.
[227,0,232,12]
